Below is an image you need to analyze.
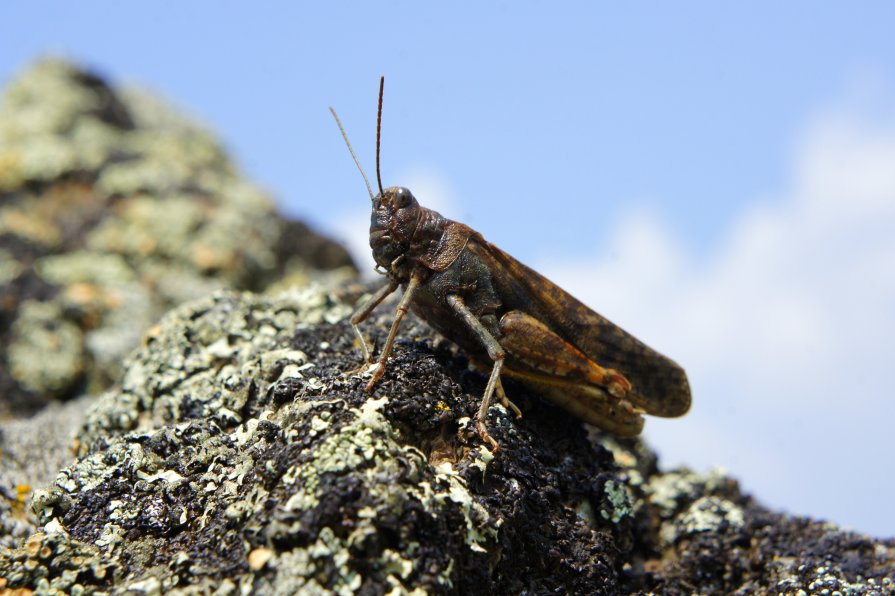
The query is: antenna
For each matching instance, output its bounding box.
[329,106,374,203]
[375,76,385,197]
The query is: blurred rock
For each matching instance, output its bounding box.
[0,58,356,417]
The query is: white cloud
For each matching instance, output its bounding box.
[536,96,895,536]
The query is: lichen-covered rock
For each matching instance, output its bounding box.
[5,287,626,593]
[0,58,355,417]
[0,396,91,550]
[0,528,117,594]
[2,285,891,594]
[604,440,895,594]
[0,57,355,570]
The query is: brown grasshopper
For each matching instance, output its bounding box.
[331,78,691,448]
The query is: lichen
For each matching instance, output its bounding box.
[0,528,117,594]
[599,478,634,524]
[0,57,355,420]
[644,466,733,519]
[7,300,85,397]
[660,495,745,546]
[8,288,506,592]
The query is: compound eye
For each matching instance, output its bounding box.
[394,187,413,208]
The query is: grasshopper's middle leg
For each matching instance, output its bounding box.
[445,295,511,450]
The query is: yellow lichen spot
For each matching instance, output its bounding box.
[434,400,451,413]
[16,484,32,504]
[0,150,24,191]
[143,324,163,346]
[247,547,275,570]
[24,532,45,557]
[137,236,158,256]
[63,282,122,318]
[0,208,62,247]
[64,282,103,305]
[192,243,235,271]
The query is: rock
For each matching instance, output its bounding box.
[0,58,356,417]
[0,286,891,594]
[3,286,626,593]
[0,57,356,576]
[0,395,91,550]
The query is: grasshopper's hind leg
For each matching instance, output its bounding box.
[469,360,521,419]
[494,376,522,418]
[497,310,643,436]
[499,311,633,398]
[446,295,508,450]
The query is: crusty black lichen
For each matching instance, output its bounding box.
[603,437,895,594]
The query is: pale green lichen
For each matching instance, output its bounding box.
[645,466,731,519]
[417,461,500,554]
[123,575,162,595]
[599,479,634,524]
[7,300,85,397]
[0,248,24,283]
[775,565,894,595]
[234,388,486,591]
[0,59,131,189]
[31,286,491,591]
[595,434,646,481]
[32,251,156,383]
[35,251,137,286]
[0,527,117,593]
[660,495,745,546]
[0,58,351,429]
[79,287,347,443]
[68,117,127,172]
[0,60,105,139]
[575,499,597,524]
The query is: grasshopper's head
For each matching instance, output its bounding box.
[332,78,425,275]
[369,186,420,269]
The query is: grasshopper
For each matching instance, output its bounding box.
[331,78,691,448]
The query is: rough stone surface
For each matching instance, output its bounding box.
[0,58,355,417]
[0,286,890,594]
[0,57,356,583]
[0,395,90,550]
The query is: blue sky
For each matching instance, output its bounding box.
[3,3,895,536]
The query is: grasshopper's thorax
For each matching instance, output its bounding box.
[370,186,468,278]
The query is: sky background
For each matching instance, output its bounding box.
[3,3,894,536]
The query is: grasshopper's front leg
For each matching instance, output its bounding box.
[364,274,422,391]
[445,295,518,450]
[349,279,399,370]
